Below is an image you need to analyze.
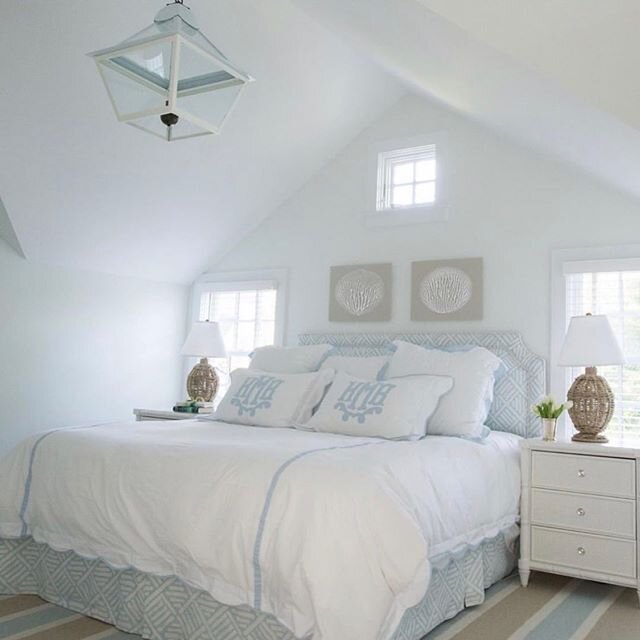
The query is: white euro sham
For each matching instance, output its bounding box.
[386,341,503,439]
[249,344,332,373]
[319,355,389,380]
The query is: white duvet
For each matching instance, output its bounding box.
[0,421,521,640]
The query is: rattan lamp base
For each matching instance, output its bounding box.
[186,358,219,403]
[567,367,615,443]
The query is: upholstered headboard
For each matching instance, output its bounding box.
[298,332,546,438]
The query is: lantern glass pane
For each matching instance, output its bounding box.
[99,62,168,118]
[108,41,174,90]
[129,113,211,141]
[177,43,236,92]
[177,83,243,131]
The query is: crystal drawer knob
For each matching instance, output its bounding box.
[577,547,586,556]
[577,469,586,478]
[576,508,586,517]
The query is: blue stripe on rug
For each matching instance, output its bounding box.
[427,574,519,638]
[0,604,76,638]
[523,580,613,640]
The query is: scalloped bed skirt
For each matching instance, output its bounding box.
[0,530,517,640]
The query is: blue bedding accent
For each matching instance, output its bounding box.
[19,423,120,538]
[252,440,385,610]
[19,429,67,537]
[0,530,516,640]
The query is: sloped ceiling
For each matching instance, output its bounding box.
[420,0,640,132]
[0,196,25,258]
[294,0,640,203]
[0,0,403,283]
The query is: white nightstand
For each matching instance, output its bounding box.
[133,409,202,422]
[520,437,640,605]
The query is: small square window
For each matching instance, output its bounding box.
[377,144,437,212]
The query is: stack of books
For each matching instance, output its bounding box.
[173,401,214,415]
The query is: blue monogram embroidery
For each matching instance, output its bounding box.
[334,381,396,424]
[231,376,285,417]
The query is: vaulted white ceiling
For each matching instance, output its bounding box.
[420,0,640,132]
[295,0,640,204]
[0,0,403,283]
[4,1,640,284]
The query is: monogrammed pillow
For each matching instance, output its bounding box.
[213,369,335,428]
[304,372,453,440]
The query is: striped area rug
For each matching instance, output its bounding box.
[430,573,640,640]
[1,574,639,639]
[0,595,134,640]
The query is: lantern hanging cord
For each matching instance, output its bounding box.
[167,0,190,7]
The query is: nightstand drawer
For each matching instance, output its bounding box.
[531,489,636,539]
[531,452,636,498]
[531,526,637,579]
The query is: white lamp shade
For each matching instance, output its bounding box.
[181,321,227,358]
[558,314,624,367]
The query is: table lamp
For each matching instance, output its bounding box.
[181,321,227,402]
[558,313,624,442]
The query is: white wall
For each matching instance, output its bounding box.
[210,94,640,364]
[0,242,187,455]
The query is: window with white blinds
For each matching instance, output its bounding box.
[565,265,640,438]
[198,284,278,399]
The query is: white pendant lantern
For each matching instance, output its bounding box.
[89,1,253,141]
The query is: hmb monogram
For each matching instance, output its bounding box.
[334,381,396,423]
[231,375,284,417]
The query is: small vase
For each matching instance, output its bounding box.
[542,418,557,442]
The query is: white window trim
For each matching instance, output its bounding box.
[189,268,288,348]
[366,132,449,228]
[550,244,640,439]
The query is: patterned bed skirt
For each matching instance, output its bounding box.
[0,530,517,640]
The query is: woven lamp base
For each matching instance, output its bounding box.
[186,358,219,403]
[567,367,615,443]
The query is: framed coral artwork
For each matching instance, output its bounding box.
[329,263,392,322]
[411,257,483,321]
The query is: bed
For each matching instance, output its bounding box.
[0,331,545,640]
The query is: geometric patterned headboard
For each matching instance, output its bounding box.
[299,332,546,438]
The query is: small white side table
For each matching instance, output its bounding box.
[133,409,202,422]
[520,437,640,606]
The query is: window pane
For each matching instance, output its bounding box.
[415,159,436,182]
[198,284,279,382]
[236,321,256,352]
[257,289,277,321]
[392,185,413,207]
[255,321,275,347]
[211,291,238,321]
[392,162,414,185]
[238,290,257,321]
[219,320,237,351]
[414,182,436,205]
[199,293,211,321]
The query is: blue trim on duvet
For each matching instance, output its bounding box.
[19,430,65,536]
[19,423,114,537]
[252,440,387,610]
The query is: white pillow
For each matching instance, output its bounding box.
[213,369,335,428]
[304,371,453,440]
[385,341,503,438]
[320,355,389,381]
[249,344,332,373]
